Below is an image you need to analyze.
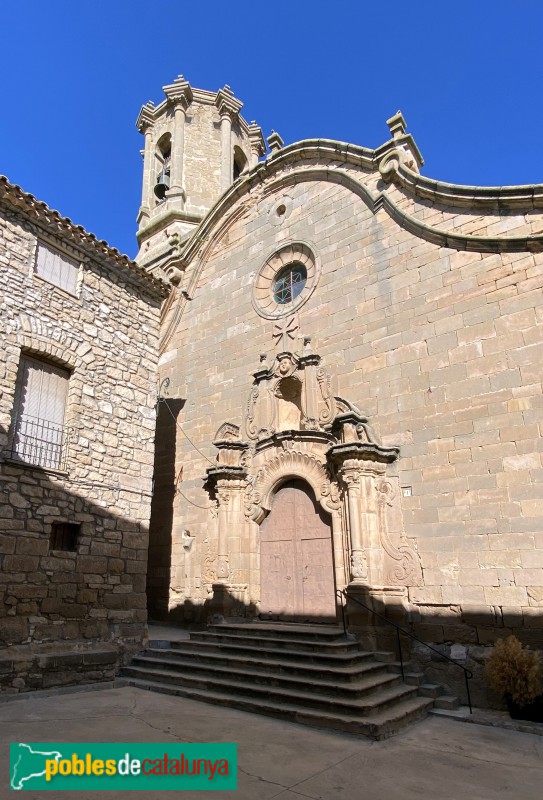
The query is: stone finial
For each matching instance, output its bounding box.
[163,74,193,110]
[267,130,284,154]
[135,101,155,133]
[215,84,243,118]
[248,122,266,157]
[386,111,407,140]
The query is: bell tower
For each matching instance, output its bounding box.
[135,76,266,280]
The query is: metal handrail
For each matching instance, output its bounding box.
[336,588,473,714]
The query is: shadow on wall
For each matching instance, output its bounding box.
[146,397,185,619]
[0,419,150,693]
[160,585,543,711]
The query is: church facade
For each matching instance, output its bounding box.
[1,73,543,703]
[141,77,543,696]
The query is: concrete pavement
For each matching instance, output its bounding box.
[1,685,543,799]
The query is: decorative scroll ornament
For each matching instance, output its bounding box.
[203,545,217,585]
[317,367,334,423]
[376,479,421,586]
[320,480,341,512]
[246,386,259,440]
[240,449,253,470]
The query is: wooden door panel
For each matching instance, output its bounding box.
[301,538,337,620]
[260,479,335,622]
[260,540,296,616]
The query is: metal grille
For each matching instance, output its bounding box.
[273,264,307,305]
[10,414,70,471]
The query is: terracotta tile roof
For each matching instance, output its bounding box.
[0,175,169,298]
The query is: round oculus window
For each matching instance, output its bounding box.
[252,243,319,320]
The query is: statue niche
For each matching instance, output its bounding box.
[275,375,302,431]
[245,349,329,441]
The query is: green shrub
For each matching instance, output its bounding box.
[485,635,543,707]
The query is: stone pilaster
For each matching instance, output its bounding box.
[248,122,266,168]
[339,461,369,584]
[135,102,156,220]
[215,86,243,192]
[206,449,248,617]
[329,436,399,590]
[163,76,193,202]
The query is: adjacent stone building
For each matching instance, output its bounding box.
[0,176,168,691]
[142,77,543,702]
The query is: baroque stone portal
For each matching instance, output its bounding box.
[204,346,422,621]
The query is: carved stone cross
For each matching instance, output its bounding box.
[272,315,299,351]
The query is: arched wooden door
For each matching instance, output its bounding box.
[259,479,336,622]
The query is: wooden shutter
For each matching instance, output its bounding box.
[36,242,79,295]
[13,357,70,469]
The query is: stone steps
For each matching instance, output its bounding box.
[141,647,383,683]
[121,622,441,739]
[123,675,433,740]
[123,663,419,715]
[190,630,360,654]
[127,656,400,700]
[168,639,374,666]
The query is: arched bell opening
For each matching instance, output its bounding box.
[233,145,248,181]
[154,133,172,202]
[259,477,337,623]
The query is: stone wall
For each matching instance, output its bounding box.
[0,203,164,693]
[151,146,543,702]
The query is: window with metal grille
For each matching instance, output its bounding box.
[273,263,307,305]
[35,241,79,295]
[50,522,80,552]
[10,356,70,470]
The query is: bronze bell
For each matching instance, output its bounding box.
[154,169,170,200]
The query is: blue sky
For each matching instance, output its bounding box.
[2,1,542,258]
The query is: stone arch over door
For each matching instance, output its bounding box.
[259,478,336,623]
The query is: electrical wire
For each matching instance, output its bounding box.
[176,488,216,511]
[158,395,216,467]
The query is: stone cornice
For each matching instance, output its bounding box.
[137,80,256,137]
[0,175,169,299]
[329,441,400,466]
[175,138,543,271]
[381,155,543,210]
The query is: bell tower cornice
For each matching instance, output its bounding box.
[163,75,194,110]
[215,85,243,119]
[136,101,156,134]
